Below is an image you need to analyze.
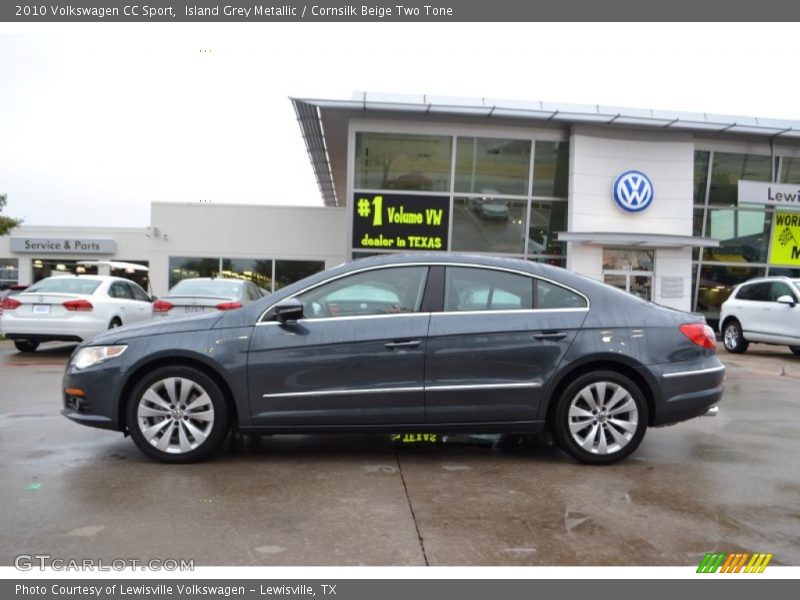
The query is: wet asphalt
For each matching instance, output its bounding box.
[0,339,798,566]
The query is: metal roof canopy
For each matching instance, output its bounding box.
[292,92,800,207]
[557,232,719,248]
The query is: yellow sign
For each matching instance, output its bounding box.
[769,211,800,266]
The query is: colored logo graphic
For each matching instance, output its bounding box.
[613,170,654,212]
[696,552,773,573]
[777,226,797,247]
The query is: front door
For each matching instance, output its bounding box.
[247,265,431,426]
[602,248,654,301]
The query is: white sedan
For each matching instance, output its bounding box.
[0,275,154,352]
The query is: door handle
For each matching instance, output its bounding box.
[533,331,567,341]
[385,340,421,349]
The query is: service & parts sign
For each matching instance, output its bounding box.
[770,211,800,266]
[352,193,449,251]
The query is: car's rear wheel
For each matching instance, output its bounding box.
[127,366,229,463]
[14,340,39,353]
[552,371,648,465]
[722,320,748,354]
[790,346,800,356]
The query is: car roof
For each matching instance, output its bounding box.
[173,278,245,284]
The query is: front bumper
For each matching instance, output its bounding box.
[61,359,126,431]
[646,359,726,426]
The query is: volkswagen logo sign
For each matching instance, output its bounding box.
[613,170,654,212]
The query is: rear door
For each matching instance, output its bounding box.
[126,281,154,323]
[736,282,773,338]
[424,266,588,424]
[247,265,432,426]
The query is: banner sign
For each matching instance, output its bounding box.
[10,237,117,255]
[769,211,800,266]
[352,193,449,251]
[738,180,800,208]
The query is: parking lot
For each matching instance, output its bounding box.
[0,339,799,566]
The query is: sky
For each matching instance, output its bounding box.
[2,22,800,228]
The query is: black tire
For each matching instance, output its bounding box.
[109,318,122,329]
[127,366,229,463]
[722,319,749,354]
[552,370,649,465]
[790,346,800,356]
[14,340,39,353]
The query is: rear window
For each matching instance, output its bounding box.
[168,279,243,298]
[26,278,101,295]
[736,282,770,301]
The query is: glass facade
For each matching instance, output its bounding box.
[353,132,568,263]
[169,257,324,292]
[693,149,798,324]
[0,258,19,289]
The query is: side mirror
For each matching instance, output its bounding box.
[274,298,304,323]
[776,295,797,307]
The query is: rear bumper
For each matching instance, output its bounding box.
[1,316,103,342]
[645,360,726,427]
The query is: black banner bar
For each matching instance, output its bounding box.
[3,0,800,22]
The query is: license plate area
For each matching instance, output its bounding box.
[32,304,51,315]
[185,306,203,313]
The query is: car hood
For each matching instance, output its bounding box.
[81,311,227,346]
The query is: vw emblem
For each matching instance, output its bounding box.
[613,170,654,212]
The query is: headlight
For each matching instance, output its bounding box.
[71,345,127,369]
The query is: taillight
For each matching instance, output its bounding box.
[216,301,243,311]
[63,299,93,312]
[679,323,716,350]
[152,300,174,313]
[1,297,21,310]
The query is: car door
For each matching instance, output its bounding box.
[247,265,432,426]
[424,266,588,424]
[107,281,136,323]
[126,281,154,323]
[736,282,772,340]
[765,281,800,341]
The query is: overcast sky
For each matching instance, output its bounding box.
[2,22,800,228]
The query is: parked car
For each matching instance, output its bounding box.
[152,278,263,317]
[61,253,724,465]
[719,276,800,355]
[0,276,154,352]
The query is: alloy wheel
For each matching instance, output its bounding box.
[136,377,215,454]
[567,381,639,455]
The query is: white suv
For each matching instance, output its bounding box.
[719,277,800,355]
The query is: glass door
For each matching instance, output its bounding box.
[602,248,655,301]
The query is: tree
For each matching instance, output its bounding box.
[0,194,22,236]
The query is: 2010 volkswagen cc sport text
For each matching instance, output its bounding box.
[61,254,725,465]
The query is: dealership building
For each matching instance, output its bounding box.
[3,93,800,323]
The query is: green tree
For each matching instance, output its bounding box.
[0,194,22,235]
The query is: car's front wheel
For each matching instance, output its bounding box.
[127,366,229,463]
[14,340,39,353]
[722,320,749,354]
[552,371,648,465]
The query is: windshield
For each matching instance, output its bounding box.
[26,278,101,295]
[168,279,243,298]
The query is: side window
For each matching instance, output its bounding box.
[109,282,133,299]
[296,266,429,319]
[770,282,796,302]
[737,282,770,301]
[249,283,262,300]
[129,282,151,302]
[445,267,532,311]
[536,279,588,309]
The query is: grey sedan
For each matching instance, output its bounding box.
[61,254,724,464]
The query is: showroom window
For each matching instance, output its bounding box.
[0,259,18,289]
[704,208,770,263]
[355,132,452,192]
[275,260,325,290]
[451,197,527,254]
[708,152,773,206]
[780,157,800,183]
[32,259,98,282]
[454,137,530,196]
[169,256,324,293]
[532,141,569,198]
